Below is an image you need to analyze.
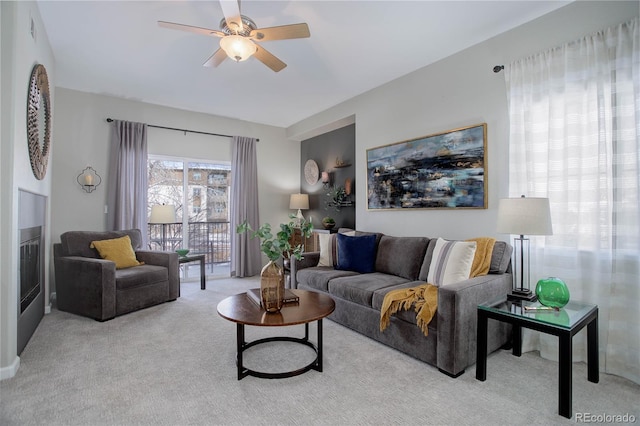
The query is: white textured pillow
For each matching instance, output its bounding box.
[318,233,334,267]
[427,238,477,286]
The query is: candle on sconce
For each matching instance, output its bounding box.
[84,174,94,186]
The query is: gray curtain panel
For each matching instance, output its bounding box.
[106,120,149,246]
[230,136,262,277]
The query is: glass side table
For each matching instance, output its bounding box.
[476,296,599,419]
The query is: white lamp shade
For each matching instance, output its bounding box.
[497,197,553,236]
[220,35,257,62]
[149,204,176,224]
[289,194,309,210]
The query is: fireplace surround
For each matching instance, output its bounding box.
[18,190,46,355]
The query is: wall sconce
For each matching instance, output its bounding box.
[77,166,101,193]
[321,171,331,189]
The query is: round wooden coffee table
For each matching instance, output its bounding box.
[217,289,335,380]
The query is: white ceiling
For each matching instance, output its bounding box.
[38,1,571,128]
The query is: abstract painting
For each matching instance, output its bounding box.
[367,123,487,210]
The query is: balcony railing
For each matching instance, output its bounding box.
[148,221,230,274]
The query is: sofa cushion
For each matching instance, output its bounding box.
[115,264,169,291]
[90,235,143,269]
[318,230,357,267]
[328,273,410,307]
[336,233,377,273]
[427,238,477,286]
[489,241,512,274]
[317,233,336,267]
[296,267,359,292]
[375,236,429,280]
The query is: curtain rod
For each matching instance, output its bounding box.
[105,118,259,141]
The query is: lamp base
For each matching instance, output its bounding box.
[508,288,538,302]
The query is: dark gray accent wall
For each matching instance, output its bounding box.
[300,124,356,230]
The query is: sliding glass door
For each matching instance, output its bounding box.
[148,156,231,278]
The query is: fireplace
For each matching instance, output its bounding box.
[18,190,46,355]
[20,227,42,314]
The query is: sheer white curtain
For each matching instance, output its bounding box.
[505,18,639,385]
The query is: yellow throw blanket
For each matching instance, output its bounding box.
[379,283,438,336]
[379,237,496,336]
[466,237,496,278]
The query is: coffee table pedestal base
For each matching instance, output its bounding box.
[236,320,323,380]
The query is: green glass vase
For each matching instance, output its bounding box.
[535,277,570,308]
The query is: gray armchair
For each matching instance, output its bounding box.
[53,229,179,321]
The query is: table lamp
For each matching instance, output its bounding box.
[289,193,309,227]
[497,195,552,300]
[149,204,176,251]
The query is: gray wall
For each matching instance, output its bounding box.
[1,0,55,378]
[287,1,638,241]
[300,124,356,229]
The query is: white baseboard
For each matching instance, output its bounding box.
[0,356,20,380]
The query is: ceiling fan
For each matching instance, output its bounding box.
[158,0,310,72]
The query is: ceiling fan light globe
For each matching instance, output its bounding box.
[220,35,257,62]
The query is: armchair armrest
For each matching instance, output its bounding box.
[290,251,320,289]
[54,254,117,321]
[435,273,512,377]
[136,250,180,300]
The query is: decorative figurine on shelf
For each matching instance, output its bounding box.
[344,178,352,195]
[535,277,570,308]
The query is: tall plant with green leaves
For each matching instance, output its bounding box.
[236,215,313,262]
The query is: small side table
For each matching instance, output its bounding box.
[178,254,206,291]
[476,297,599,418]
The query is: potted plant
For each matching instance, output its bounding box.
[237,215,313,312]
[322,216,336,230]
[326,186,347,211]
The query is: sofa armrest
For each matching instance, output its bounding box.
[136,250,180,300]
[290,251,320,289]
[436,273,512,376]
[53,253,117,321]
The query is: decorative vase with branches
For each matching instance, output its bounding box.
[237,215,313,312]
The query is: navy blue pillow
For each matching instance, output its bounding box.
[336,233,377,273]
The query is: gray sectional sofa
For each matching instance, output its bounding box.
[291,230,513,377]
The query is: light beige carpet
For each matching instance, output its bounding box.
[1,277,638,425]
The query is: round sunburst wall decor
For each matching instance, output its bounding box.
[26,63,52,180]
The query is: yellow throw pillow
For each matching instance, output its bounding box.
[90,235,143,269]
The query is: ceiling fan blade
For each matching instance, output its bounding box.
[253,45,286,72]
[203,48,228,68]
[250,23,310,41]
[158,21,224,38]
[219,0,244,33]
